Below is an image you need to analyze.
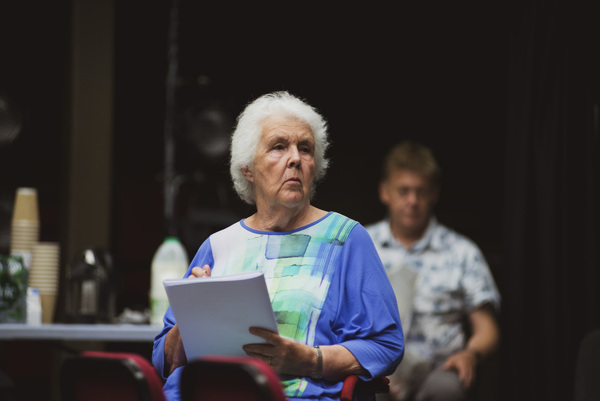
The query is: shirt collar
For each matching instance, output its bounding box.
[384,215,441,253]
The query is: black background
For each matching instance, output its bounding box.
[2,2,598,401]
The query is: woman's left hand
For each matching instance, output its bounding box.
[243,327,315,376]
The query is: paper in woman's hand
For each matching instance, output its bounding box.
[163,271,278,359]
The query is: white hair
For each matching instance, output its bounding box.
[230,91,330,204]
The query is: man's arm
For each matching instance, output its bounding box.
[465,303,500,360]
[442,304,500,388]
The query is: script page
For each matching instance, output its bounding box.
[163,271,278,359]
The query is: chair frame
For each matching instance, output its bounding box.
[181,355,389,401]
[181,356,286,401]
[341,375,390,401]
[60,351,165,401]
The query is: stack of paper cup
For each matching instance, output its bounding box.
[10,188,40,269]
[28,242,60,323]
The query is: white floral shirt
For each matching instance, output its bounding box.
[366,217,500,364]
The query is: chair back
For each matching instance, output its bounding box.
[340,375,390,401]
[60,351,166,401]
[181,355,286,401]
[574,329,600,401]
[181,355,389,401]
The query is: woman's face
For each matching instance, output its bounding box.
[244,115,316,210]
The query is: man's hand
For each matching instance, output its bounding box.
[441,349,478,388]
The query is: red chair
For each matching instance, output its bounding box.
[181,355,286,401]
[180,355,389,401]
[59,351,167,401]
[340,374,390,401]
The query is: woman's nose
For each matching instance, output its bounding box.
[288,147,301,167]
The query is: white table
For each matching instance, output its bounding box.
[0,323,163,401]
[0,323,161,342]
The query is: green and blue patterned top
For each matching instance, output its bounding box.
[154,212,404,401]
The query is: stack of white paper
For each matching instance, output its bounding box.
[163,271,278,360]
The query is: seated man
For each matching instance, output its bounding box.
[366,140,500,401]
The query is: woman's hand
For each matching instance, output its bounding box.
[243,327,316,377]
[188,265,211,278]
[243,327,367,380]
[163,264,211,376]
[164,324,187,375]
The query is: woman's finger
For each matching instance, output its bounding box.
[188,265,211,278]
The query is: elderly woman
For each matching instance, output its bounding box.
[152,91,404,401]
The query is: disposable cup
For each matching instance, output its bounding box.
[29,275,59,283]
[29,276,58,283]
[32,242,59,254]
[33,243,60,252]
[10,230,38,238]
[11,188,39,223]
[29,272,58,279]
[30,276,58,282]
[35,282,58,291]
[30,251,60,258]
[11,219,39,228]
[10,242,36,250]
[33,286,58,295]
[30,257,59,264]
[10,221,39,230]
[29,269,58,277]
[30,242,60,268]
[11,238,39,244]
[32,288,58,296]
[30,267,58,273]
[40,294,57,323]
[10,228,40,237]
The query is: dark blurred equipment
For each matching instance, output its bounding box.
[161,0,234,239]
[0,93,22,146]
[573,328,600,401]
[60,351,167,401]
[183,98,232,163]
[0,370,15,401]
[0,192,12,255]
[162,0,180,236]
[0,92,22,254]
[64,248,116,323]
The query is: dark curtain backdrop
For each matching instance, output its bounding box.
[502,1,599,400]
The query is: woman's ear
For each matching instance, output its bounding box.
[241,166,254,182]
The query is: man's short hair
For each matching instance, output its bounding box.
[382,140,442,187]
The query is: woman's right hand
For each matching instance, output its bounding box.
[188,265,211,278]
[164,264,211,375]
[164,324,187,375]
